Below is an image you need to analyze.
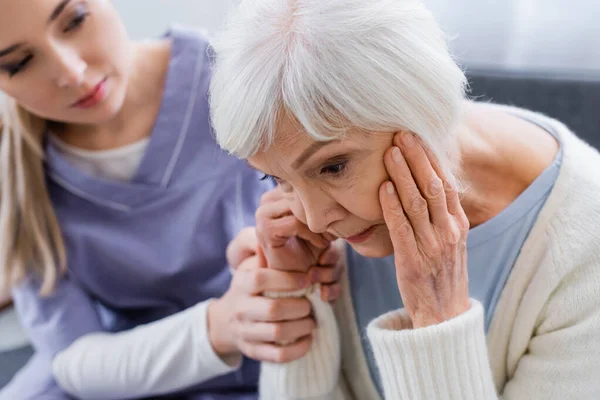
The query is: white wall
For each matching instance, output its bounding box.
[424,0,600,73]
[113,0,238,39]
[114,0,600,73]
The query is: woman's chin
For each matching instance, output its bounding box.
[346,238,394,258]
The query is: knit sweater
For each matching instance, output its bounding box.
[258,107,600,400]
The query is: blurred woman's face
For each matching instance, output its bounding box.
[0,0,132,124]
[249,115,396,258]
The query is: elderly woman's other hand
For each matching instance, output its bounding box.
[227,188,344,302]
[380,131,471,328]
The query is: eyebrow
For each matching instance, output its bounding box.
[49,0,72,23]
[0,0,71,59]
[292,140,339,169]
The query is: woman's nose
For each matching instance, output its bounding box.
[53,46,87,88]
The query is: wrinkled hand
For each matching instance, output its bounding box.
[380,131,470,328]
[208,255,315,363]
[227,187,344,302]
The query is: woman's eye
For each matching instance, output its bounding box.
[4,54,33,77]
[64,5,89,32]
[260,174,280,185]
[321,162,347,175]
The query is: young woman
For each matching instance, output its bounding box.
[210,0,600,399]
[0,1,339,398]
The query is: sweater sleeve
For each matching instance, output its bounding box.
[52,299,241,399]
[368,254,600,400]
[6,274,105,398]
[259,284,344,400]
[367,300,498,400]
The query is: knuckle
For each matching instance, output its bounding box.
[260,191,275,205]
[233,308,245,322]
[239,323,252,340]
[457,214,470,233]
[422,236,442,258]
[248,269,266,292]
[255,206,267,222]
[270,324,285,341]
[426,177,444,199]
[273,348,289,363]
[444,181,457,195]
[265,300,283,320]
[244,345,259,361]
[407,193,428,216]
[446,226,461,245]
[391,218,413,239]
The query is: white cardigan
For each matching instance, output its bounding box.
[259,107,600,400]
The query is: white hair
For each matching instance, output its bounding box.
[210,0,467,187]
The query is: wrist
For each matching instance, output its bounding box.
[207,298,239,358]
[411,300,471,329]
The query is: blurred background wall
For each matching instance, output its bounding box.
[115,0,600,74]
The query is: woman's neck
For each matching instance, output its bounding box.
[52,38,171,151]
[457,102,559,228]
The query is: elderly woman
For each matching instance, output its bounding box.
[209,0,600,399]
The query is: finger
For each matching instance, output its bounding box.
[239,334,313,363]
[268,215,329,249]
[239,317,315,343]
[443,180,462,215]
[320,283,342,303]
[256,198,293,220]
[379,181,418,254]
[256,245,267,269]
[323,232,338,241]
[309,264,343,285]
[236,260,309,293]
[394,132,450,229]
[419,138,468,227]
[260,187,285,205]
[318,245,340,266]
[239,296,312,322]
[256,199,330,249]
[384,145,433,237]
[226,227,258,270]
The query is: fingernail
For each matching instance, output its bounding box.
[392,147,402,164]
[386,182,395,195]
[402,132,415,147]
[309,269,319,284]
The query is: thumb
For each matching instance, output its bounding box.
[256,244,268,268]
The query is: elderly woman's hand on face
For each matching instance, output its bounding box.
[380,131,471,329]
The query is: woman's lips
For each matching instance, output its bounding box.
[72,77,108,109]
[344,225,377,244]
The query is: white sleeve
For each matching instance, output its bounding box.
[259,284,346,400]
[52,299,241,399]
[367,300,498,400]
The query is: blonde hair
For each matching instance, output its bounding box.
[0,98,66,295]
[210,0,467,187]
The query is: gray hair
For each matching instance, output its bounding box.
[210,0,467,186]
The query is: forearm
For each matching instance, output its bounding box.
[53,299,240,399]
